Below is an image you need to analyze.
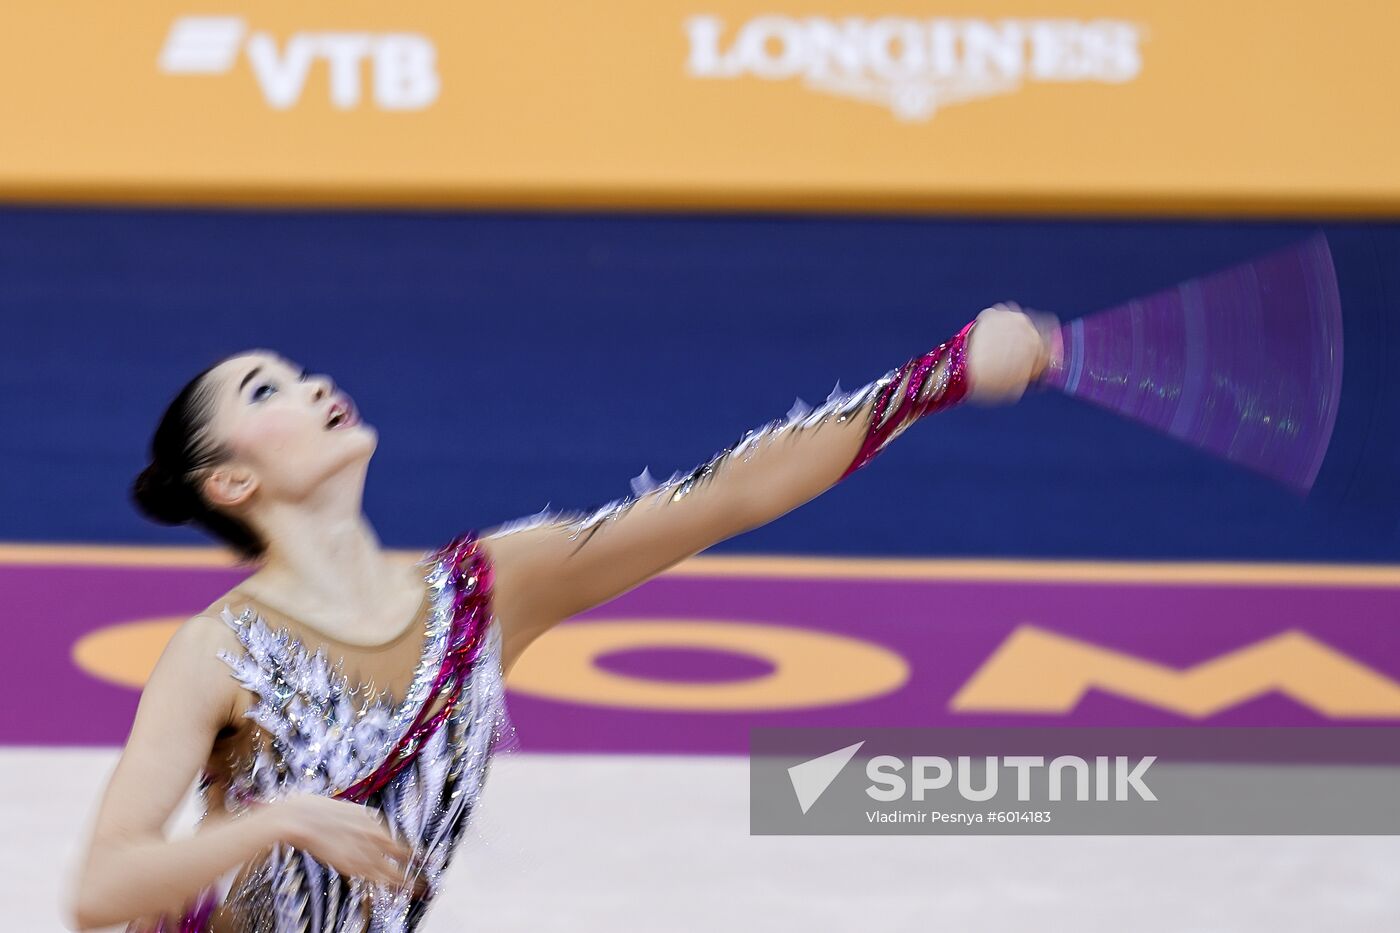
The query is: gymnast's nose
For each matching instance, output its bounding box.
[307,373,335,404]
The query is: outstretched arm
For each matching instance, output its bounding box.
[481,305,1056,673]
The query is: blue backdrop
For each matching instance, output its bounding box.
[3,206,1398,561]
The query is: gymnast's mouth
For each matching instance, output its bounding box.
[325,396,360,430]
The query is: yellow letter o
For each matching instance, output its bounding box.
[506,619,909,711]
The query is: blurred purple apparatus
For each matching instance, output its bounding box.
[1038,234,1343,494]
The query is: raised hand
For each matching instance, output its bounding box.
[963,302,1062,404]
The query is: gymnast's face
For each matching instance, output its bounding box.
[197,350,377,512]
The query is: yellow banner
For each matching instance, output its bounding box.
[1,1,1397,215]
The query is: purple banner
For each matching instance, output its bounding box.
[5,554,1400,753]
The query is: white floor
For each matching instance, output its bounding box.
[18,748,1400,932]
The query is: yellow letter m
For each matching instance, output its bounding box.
[951,626,1400,719]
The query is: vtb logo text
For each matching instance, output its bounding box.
[159,16,439,110]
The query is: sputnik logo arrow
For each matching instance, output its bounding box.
[787,741,865,814]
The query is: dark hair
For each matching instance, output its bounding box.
[131,358,266,563]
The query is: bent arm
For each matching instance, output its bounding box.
[482,306,1052,670]
[73,812,278,930]
[66,617,276,930]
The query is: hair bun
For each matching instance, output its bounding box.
[131,462,200,526]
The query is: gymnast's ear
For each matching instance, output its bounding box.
[199,463,259,510]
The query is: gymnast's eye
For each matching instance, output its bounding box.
[252,382,277,402]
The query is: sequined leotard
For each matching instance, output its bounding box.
[135,531,516,932]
